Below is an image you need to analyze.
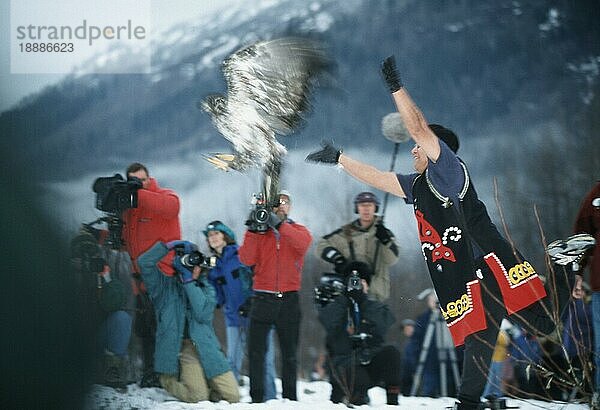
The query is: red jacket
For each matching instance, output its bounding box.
[574,181,600,291]
[239,221,312,292]
[122,177,181,276]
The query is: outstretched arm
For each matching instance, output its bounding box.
[339,154,405,198]
[381,56,441,162]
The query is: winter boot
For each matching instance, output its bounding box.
[104,352,127,389]
[386,385,400,405]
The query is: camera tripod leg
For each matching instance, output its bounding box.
[410,311,437,396]
[436,317,448,397]
[437,314,461,396]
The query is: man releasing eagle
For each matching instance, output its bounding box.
[200,37,329,174]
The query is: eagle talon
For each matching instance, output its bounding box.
[203,153,238,172]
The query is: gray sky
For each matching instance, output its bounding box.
[0,0,237,112]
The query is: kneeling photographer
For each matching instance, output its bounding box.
[70,226,135,389]
[317,261,401,406]
[137,239,239,403]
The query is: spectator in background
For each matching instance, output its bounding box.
[203,220,276,398]
[411,290,444,397]
[138,240,239,403]
[399,318,418,396]
[482,322,512,399]
[316,192,399,302]
[239,190,312,402]
[122,162,181,388]
[560,281,593,399]
[509,326,543,398]
[573,181,600,407]
[70,227,135,388]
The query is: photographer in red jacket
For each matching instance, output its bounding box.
[122,162,181,387]
[239,190,312,402]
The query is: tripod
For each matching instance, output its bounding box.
[410,307,460,397]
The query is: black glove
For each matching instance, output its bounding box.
[305,141,342,165]
[321,247,347,273]
[381,55,403,93]
[267,212,282,229]
[127,176,143,190]
[375,220,394,245]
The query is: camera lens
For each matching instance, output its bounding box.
[180,252,201,268]
[254,208,269,223]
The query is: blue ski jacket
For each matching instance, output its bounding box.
[207,244,252,328]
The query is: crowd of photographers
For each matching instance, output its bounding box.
[72,160,408,405]
[70,161,598,407]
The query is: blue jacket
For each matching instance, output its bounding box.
[207,244,252,328]
[138,242,230,378]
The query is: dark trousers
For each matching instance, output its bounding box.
[457,264,574,407]
[330,345,401,404]
[133,287,158,383]
[248,292,301,402]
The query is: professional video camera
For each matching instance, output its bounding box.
[172,244,217,270]
[246,192,271,233]
[93,174,140,213]
[91,173,141,249]
[314,273,345,306]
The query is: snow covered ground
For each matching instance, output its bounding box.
[85,377,590,409]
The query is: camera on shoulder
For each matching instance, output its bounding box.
[246,192,270,233]
[93,173,140,213]
[91,173,141,249]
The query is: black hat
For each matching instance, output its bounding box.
[354,192,380,213]
[343,261,373,285]
[429,124,459,153]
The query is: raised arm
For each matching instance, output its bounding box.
[381,56,441,162]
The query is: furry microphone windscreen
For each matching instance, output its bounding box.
[381,112,410,143]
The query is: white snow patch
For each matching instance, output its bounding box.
[85,377,590,410]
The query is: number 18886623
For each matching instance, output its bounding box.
[19,43,74,52]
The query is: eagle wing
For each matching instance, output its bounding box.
[222,37,329,136]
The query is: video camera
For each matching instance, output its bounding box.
[173,245,216,270]
[246,193,271,233]
[346,270,362,292]
[91,174,141,249]
[314,273,345,306]
[93,174,140,213]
